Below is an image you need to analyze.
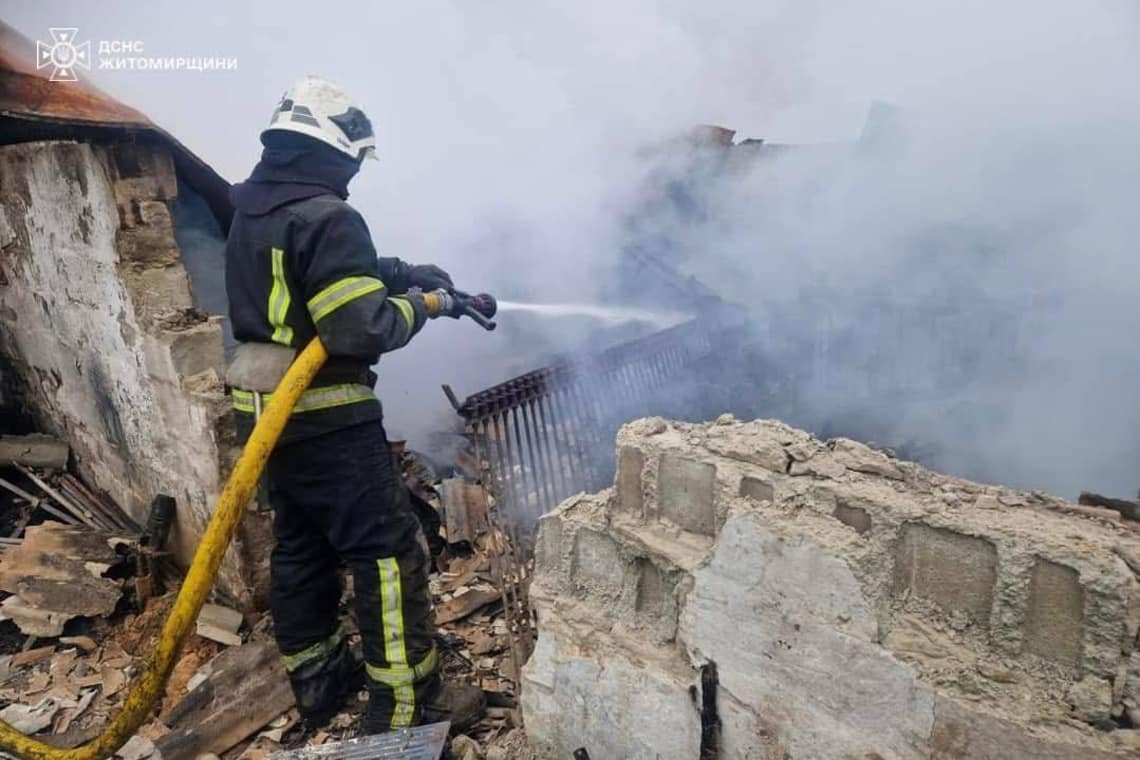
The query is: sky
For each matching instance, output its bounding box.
[8,1,1140,496]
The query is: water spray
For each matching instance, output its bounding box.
[496,300,686,328]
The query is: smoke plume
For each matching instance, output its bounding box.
[8,0,1140,496]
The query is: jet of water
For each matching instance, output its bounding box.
[496,300,687,328]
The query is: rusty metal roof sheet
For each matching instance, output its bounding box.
[0,20,232,231]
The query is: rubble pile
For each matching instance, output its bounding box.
[0,431,535,759]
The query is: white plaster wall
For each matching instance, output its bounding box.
[0,140,240,596]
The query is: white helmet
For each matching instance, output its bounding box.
[263,75,377,160]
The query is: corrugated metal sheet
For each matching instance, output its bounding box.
[267,723,450,760]
[0,20,232,231]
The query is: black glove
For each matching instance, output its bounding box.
[405,264,454,291]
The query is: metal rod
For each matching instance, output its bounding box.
[508,406,534,522]
[518,396,551,521]
[537,390,571,498]
[551,382,587,485]
[563,374,604,488]
[533,393,566,504]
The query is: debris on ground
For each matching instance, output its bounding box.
[0,431,536,759]
[195,603,244,647]
[0,616,151,744]
[156,639,294,760]
[0,522,134,636]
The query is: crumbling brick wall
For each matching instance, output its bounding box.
[0,139,265,604]
[523,416,1140,759]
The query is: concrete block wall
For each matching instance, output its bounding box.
[0,140,261,604]
[522,416,1140,759]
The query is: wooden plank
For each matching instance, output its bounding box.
[57,479,116,532]
[0,476,79,526]
[0,435,68,470]
[156,640,294,760]
[13,466,95,527]
[441,479,489,545]
[11,645,55,668]
[59,475,135,531]
[436,588,502,625]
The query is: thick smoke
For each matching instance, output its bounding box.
[614,3,1140,499]
[9,0,1140,496]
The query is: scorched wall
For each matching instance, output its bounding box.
[0,139,260,602]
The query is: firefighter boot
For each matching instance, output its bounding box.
[360,675,485,735]
[419,679,486,733]
[286,634,365,729]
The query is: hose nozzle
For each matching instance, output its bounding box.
[454,291,497,331]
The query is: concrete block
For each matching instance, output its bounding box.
[521,635,700,760]
[635,558,666,614]
[572,529,623,598]
[894,524,997,625]
[121,266,194,323]
[616,446,644,516]
[1023,558,1084,670]
[739,475,774,502]
[117,200,181,266]
[534,515,563,577]
[657,454,716,536]
[110,143,177,200]
[634,558,678,643]
[704,422,789,472]
[931,694,1119,760]
[165,320,224,380]
[682,511,929,759]
[789,453,846,480]
[830,438,904,479]
[833,501,872,535]
[1067,675,1112,723]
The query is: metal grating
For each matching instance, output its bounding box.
[267,722,449,760]
[448,317,733,536]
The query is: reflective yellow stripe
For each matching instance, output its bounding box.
[378,557,414,729]
[268,247,294,346]
[232,383,375,414]
[365,645,438,686]
[307,276,385,323]
[390,297,415,331]
[281,625,346,673]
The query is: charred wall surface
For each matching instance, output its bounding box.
[523,416,1140,759]
[0,139,262,603]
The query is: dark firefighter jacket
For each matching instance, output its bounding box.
[225,135,428,444]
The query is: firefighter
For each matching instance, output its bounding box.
[224,75,485,734]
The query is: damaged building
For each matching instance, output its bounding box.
[522,417,1140,758]
[0,16,1137,760]
[0,21,257,601]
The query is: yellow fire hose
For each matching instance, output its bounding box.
[0,339,328,760]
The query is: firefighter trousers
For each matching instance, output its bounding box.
[266,420,440,731]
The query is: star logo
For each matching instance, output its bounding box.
[36,28,91,82]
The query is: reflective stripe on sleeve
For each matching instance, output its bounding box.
[389,296,415,331]
[307,276,385,323]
